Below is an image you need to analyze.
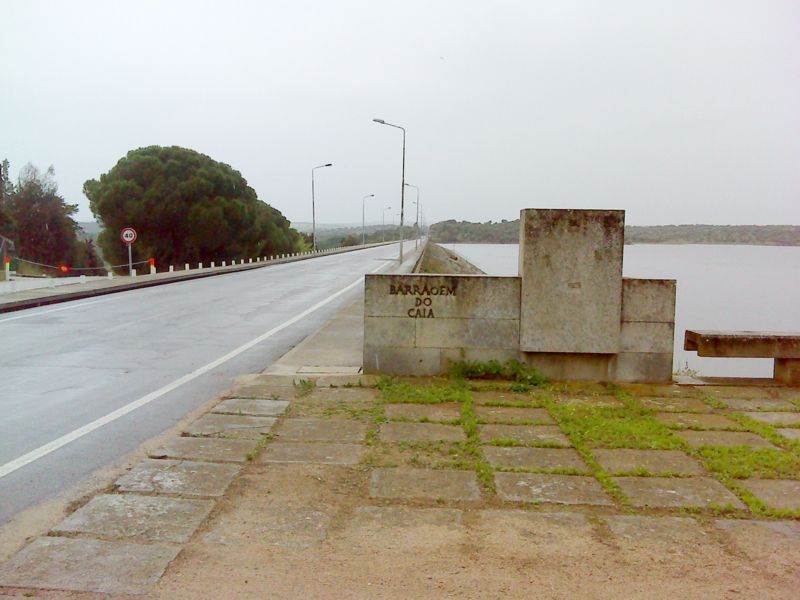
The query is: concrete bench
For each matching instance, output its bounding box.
[684,330,800,385]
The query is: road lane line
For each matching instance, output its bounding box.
[0,298,117,324]
[0,263,388,480]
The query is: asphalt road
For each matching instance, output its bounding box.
[0,243,401,524]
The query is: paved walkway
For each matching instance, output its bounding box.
[1,297,799,597]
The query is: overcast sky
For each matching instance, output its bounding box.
[2,0,798,227]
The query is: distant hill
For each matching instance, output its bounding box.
[77,221,102,238]
[429,220,800,246]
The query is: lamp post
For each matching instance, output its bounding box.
[404,183,420,250]
[311,163,332,252]
[382,206,391,242]
[373,118,405,263]
[362,194,374,246]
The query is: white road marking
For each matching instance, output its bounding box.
[0,263,388,479]
[0,298,117,324]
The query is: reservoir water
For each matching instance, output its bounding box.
[449,243,800,378]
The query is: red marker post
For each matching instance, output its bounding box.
[149,257,156,275]
[120,227,137,276]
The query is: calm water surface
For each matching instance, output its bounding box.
[450,243,800,378]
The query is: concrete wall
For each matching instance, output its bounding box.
[363,274,519,375]
[519,209,624,354]
[416,243,485,275]
[363,208,677,383]
[518,278,676,382]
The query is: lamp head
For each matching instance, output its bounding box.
[372,119,385,124]
[324,163,332,167]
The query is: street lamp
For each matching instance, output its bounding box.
[311,163,332,252]
[373,118,406,263]
[362,194,375,246]
[382,206,392,243]
[404,183,420,250]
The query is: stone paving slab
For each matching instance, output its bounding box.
[703,386,785,400]
[115,459,240,497]
[151,437,258,463]
[212,398,289,417]
[614,476,745,509]
[370,468,481,501]
[350,506,463,529]
[276,418,367,443]
[479,424,570,446]
[203,500,334,548]
[777,428,800,440]
[640,396,711,412]
[229,383,295,399]
[742,411,800,426]
[309,387,378,403]
[592,448,705,475]
[472,391,544,405]
[475,406,554,424]
[554,395,624,408]
[721,397,797,411]
[0,537,180,595]
[715,519,800,558]
[654,412,739,430]
[742,479,800,511]
[604,515,708,546]
[344,507,466,551]
[678,430,777,449]
[262,442,363,465]
[184,413,276,439]
[494,473,612,506]
[384,402,462,422]
[484,447,588,472]
[53,494,214,543]
[380,422,465,443]
[475,510,595,553]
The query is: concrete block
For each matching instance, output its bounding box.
[365,274,520,319]
[151,437,258,463]
[775,358,800,386]
[418,242,485,274]
[519,209,624,354]
[612,352,673,383]
[615,476,745,509]
[370,468,480,501]
[276,418,367,443]
[115,459,240,497]
[494,473,612,506]
[363,345,441,375]
[520,352,612,381]
[212,398,289,417]
[364,316,416,348]
[0,537,180,595]
[620,322,674,353]
[415,318,520,349]
[622,278,676,323]
[262,442,363,465]
[53,494,215,543]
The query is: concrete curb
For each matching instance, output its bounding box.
[0,241,398,314]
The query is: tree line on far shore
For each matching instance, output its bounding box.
[429,219,800,246]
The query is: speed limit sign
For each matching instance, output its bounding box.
[120,227,137,245]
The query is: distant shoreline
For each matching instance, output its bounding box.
[429,221,800,247]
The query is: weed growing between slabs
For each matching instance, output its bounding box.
[245,433,276,461]
[361,367,800,517]
[293,378,316,397]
